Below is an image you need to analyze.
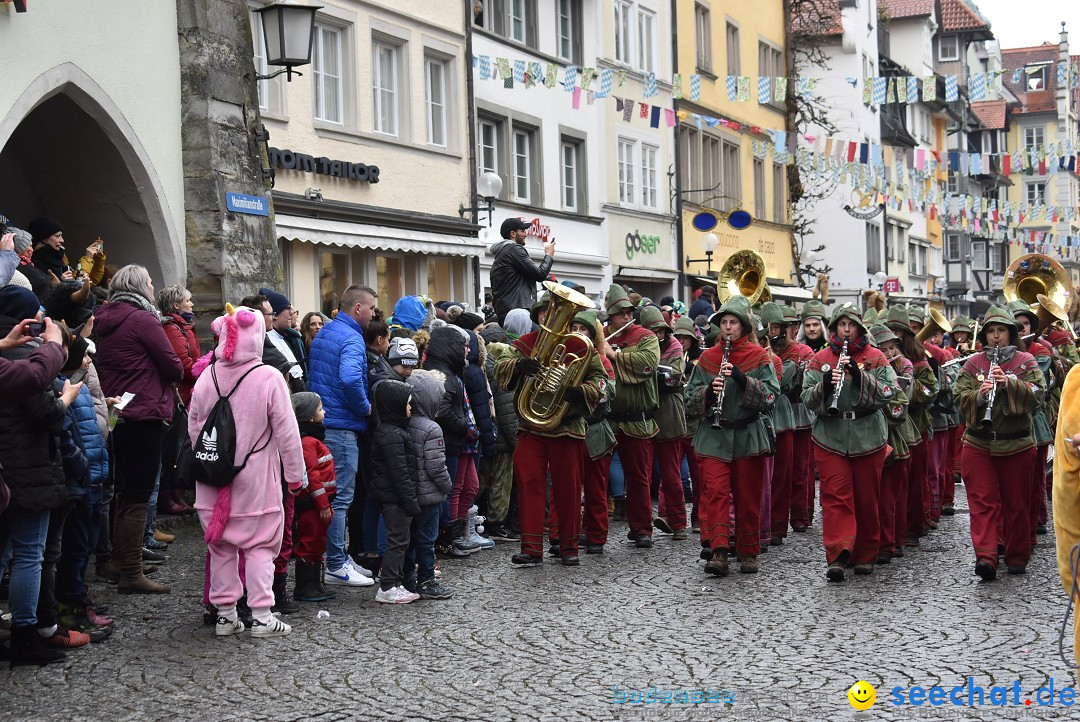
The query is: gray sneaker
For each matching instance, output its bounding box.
[419,580,455,600]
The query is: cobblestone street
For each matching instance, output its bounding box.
[1,483,1074,721]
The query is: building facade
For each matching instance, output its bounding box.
[675,0,795,301]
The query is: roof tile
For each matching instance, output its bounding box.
[969,100,1006,129]
[940,0,990,32]
[1002,44,1060,114]
[880,0,934,20]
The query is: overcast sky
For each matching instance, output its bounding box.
[973,0,1080,50]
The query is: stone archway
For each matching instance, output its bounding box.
[0,63,183,284]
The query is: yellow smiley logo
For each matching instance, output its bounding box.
[847,681,876,711]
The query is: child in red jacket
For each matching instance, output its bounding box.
[291,392,338,602]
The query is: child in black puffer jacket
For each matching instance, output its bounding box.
[369,380,421,605]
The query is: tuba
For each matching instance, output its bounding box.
[717,249,770,306]
[1003,253,1071,308]
[1035,292,1078,341]
[516,281,596,432]
[915,308,952,343]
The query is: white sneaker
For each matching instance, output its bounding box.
[375,585,420,604]
[347,557,374,578]
[325,563,375,587]
[250,616,292,637]
[215,616,245,637]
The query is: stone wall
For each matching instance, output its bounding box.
[176,0,280,328]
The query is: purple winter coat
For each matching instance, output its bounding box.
[94,300,183,422]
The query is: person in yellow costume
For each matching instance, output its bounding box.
[1053,364,1080,668]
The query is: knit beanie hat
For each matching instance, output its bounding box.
[480,323,508,344]
[0,284,41,321]
[452,311,485,331]
[258,287,291,316]
[27,217,63,245]
[63,337,89,374]
[388,337,420,367]
[291,392,322,422]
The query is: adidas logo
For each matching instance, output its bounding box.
[201,428,218,452]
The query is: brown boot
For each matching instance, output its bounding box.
[739,555,759,574]
[704,551,729,576]
[116,504,171,595]
[153,529,175,544]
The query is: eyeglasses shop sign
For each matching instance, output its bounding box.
[268,147,380,183]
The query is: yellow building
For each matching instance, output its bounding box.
[674,0,794,297]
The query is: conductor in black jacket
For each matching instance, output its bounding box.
[489,218,555,325]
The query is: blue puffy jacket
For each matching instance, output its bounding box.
[68,383,109,485]
[308,312,370,433]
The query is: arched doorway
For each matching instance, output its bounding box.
[0,64,182,285]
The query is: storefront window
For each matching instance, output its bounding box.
[320,251,350,317]
[428,258,453,302]
[377,255,404,311]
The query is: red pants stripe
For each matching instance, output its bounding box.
[618,432,656,538]
[294,507,331,563]
[655,438,687,530]
[962,444,1034,567]
[907,433,929,540]
[770,431,794,537]
[1029,444,1050,545]
[879,458,909,556]
[699,455,764,557]
[814,445,886,565]
[926,430,947,524]
[790,429,814,527]
[514,433,585,557]
[582,452,613,545]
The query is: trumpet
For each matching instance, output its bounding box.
[824,339,849,417]
[978,346,1000,430]
[709,335,733,429]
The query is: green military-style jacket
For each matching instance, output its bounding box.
[607,324,660,439]
[801,340,897,456]
[908,360,937,439]
[655,334,688,441]
[770,353,797,433]
[955,347,1044,455]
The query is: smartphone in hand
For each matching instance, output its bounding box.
[68,368,88,385]
[26,321,45,337]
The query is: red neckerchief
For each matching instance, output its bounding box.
[607,323,654,350]
[659,332,682,362]
[696,334,770,376]
[511,330,591,359]
[780,341,813,364]
[1045,328,1073,350]
[17,247,33,266]
[962,348,1036,376]
[925,343,947,364]
[1027,339,1052,358]
[769,352,782,382]
[809,336,887,372]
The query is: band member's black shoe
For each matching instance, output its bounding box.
[826,564,845,582]
[791,524,808,533]
[942,506,955,516]
[586,544,604,554]
[561,555,579,566]
[1036,523,1047,535]
[699,548,711,561]
[769,536,783,546]
[853,564,873,575]
[1007,565,1027,575]
[634,534,653,549]
[510,553,542,567]
[652,517,674,534]
[975,561,996,581]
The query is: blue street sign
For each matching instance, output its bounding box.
[225,192,269,216]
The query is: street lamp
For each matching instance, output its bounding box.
[256,1,322,82]
[686,232,720,275]
[458,171,504,227]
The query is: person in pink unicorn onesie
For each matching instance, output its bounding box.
[188,304,306,638]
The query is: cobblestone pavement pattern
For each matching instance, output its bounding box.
[1,484,1073,721]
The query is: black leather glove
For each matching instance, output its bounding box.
[517,357,542,377]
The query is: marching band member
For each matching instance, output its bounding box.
[869,324,915,563]
[799,300,829,353]
[602,284,661,549]
[885,306,936,548]
[945,315,978,514]
[672,317,704,531]
[921,311,953,530]
[759,302,798,546]
[494,297,609,568]
[640,306,689,541]
[955,306,1044,581]
[685,296,779,576]
[784,306,816,533]
[802,304,896,582]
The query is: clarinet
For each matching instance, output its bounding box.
[824,339,849,417]
[978,345,1000,430]
[709,335,733,429]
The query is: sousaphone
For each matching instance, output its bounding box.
[1003,253,1071,309]
[717,249,770,306]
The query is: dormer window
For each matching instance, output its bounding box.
[1025,63,1049,91]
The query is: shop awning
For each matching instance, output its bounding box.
[614,266,680,281]
[275,214,483,257]
[767,286,814,302]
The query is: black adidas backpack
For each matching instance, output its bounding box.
[191,364,272,488]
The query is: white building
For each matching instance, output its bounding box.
[472,0,611,301]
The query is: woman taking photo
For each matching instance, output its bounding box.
[94,265,182,594]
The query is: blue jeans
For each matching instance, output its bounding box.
[57,497,93,603]
[0,508,51,627]
[407,504,441,584]
[609,452,625,497]
[324,428,359,571]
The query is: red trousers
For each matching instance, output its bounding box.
[962,444,1034,567]
[815,445,886,565]
[294,507,331,563]
[1029,444,1050,544]
[953,425,965,476]
[682,437,702,527]
[273,487,295,575]
[654,438,687,530]
[515,433,585,557]
[879,459,909,556]
[770,431,794,537]
[790,429,814,526]
[926,430,948,524]
[582,452,613,545]
[943,426,959,508]
[618,432,656,539]
[907,432,929,540]
[699,455,764,557]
